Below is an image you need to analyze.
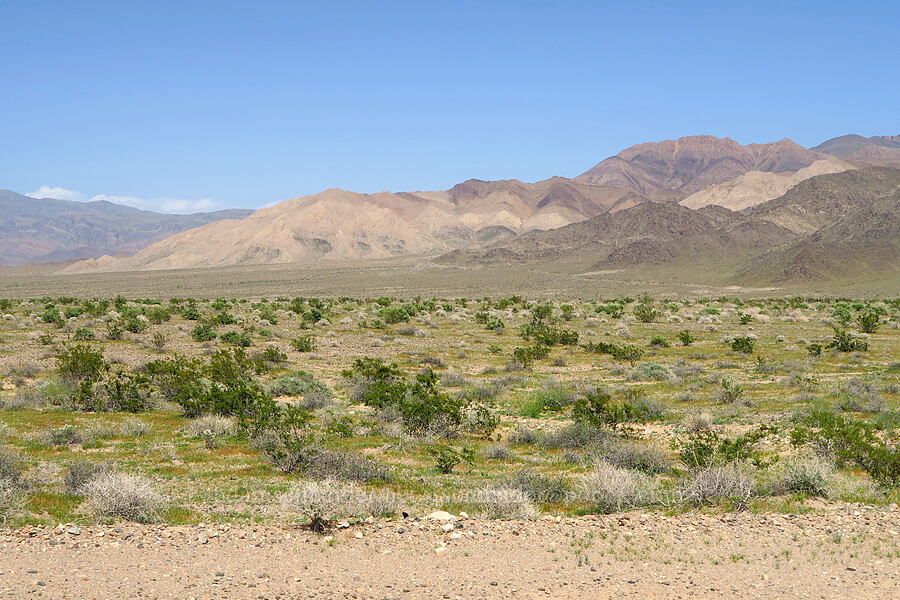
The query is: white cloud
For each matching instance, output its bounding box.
[26,186,224,214]
[159,197,219,213]
[28,186,84,201]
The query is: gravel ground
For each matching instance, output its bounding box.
[2,507,899,599]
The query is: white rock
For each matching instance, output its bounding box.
[425,511,457,521]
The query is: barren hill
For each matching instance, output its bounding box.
[739,168,900,283]
[812,134,900,166]
[679,158,851,211]
[436,200,793,268]
[741,167,900,234]
[576,135,826,195]
[0,190,252,266]
[62,178,651,272]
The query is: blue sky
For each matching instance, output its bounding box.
[1,1,898,212]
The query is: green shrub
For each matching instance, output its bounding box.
[674,426,775,469]
[219,330,252,347]
[150,332,167,352]
[191,324,217,342]
[598,303,624,318]
[267,371,333,409]
[730,336,755,354]
[511,344,550,369]
[828,329,868,352]
[464,402,499,437]
[42,307,64,325]
[212,311,236,325]
[105,322,124,341]
[257,346,287,364]
[290,335,316,352]
[520,381,574,417]
[678,330,695,346]
[180,306,201,320]
[72,327,95,341]
[630,362,672,381]
[342,357,408,408]
[792,411,900,486]
[378,305,410,324]
[427,444,475,474]
[633,302,659,323]
[57,344,108,384]
[120,316,148,334]
[582,341,644,363]
[856,310,881,334]
[649,335,670,348]
[145,307,171,325]
[572,388,662,429]
[398,369,469,434]
[93,370,152,412]
[145,355,204,402]
[158,349,273,422]
[832,303,853,327]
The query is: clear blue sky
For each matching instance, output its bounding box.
[2,0,898,212]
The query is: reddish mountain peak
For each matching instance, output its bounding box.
[577,135,823,194]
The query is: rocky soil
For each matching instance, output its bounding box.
[2,507,899,599]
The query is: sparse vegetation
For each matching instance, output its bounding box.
[0,292,895,528]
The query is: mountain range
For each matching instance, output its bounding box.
[7,132,898,287]
[0,190,252,266]
[439,166,900,285]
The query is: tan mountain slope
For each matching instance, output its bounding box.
[576,135,826,194]
[741,166,900,234]
[679,158,852,210]
[61,178,649,273]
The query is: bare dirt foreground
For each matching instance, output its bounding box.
[2,508,899,600]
